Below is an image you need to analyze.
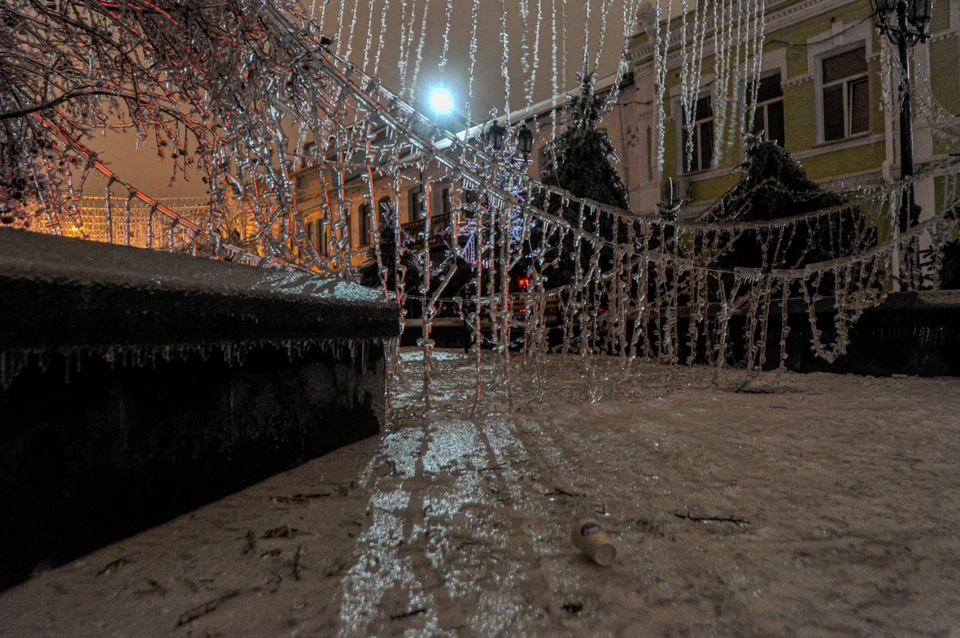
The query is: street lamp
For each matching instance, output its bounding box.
[485,120,505,151]
[870,0,932,288]
[517,122,534,162]
[427,86,455,117]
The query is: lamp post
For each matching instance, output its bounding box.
[485,120,506,152]
[517,121,534,163]
[870,0,932,289]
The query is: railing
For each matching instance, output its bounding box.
[401,213,452,244]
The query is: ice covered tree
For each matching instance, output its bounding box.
[702,140,876,274]
[529,72,629,287]
[0,0,338,264]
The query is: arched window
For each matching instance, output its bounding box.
[378,196,393,227]
[409,187,424,222]
[358,202,371,246]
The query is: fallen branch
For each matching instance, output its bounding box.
[273,492,331,504]
[293,545,304,581]
[672,511,750,527]
[390,607,427,620]
[242,530,256,554]
[176,590,242,626]
[97,557,133,576]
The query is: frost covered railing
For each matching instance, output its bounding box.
[308,40,960,404]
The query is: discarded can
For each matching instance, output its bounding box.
[571,518,616,566]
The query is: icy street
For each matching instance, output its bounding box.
[3,350,960,636]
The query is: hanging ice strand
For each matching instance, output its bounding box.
[437,0,455,85]
[550,0,559,139]
[529,0,543,108]
[592,0,614,74]
[581,0,592,75]
[653,0,675,170]
[603,0,643,112]
[679,0,708,174]
[740,0,768,140]
[372,0,390,77]
[466,0,480,128]
[518,0,533,106]
[397,0,413,99]
[409,0,431,101]
[500,0,512,117]
[712,0,735,166]
[361,0,378,73]
[343,0,361,65]
[336,0,348,57]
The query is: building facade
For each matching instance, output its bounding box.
[290,71,643,272]
[624,0,959,222]
[293,0,958,274]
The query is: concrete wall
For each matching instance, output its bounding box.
[0,228,398,590]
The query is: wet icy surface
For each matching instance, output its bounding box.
[3,351,960,636]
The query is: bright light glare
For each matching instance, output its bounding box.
[428,87,454,116]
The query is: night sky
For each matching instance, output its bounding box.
[83,0,651,199]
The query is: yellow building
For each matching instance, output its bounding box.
[624,0,959,223]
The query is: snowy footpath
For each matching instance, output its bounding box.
[3,351,960,637]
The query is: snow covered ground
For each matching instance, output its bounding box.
[3,350,960,636]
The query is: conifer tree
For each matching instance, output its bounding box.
[704,139,873,272]
[530,72,629,287]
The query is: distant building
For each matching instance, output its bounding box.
[290,71,643,271]
[625,0,960,220]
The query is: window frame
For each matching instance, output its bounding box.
[808,28,875,145]
[820,46,869,142]
[408,187,424,223]
[307,216,327,256]
[679,94,715,174]
[357,201,372,246]
[747,70,785,147]
[377,196,393,227]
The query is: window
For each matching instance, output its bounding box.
[681,95,714,173]
[538,145,553,174]
[440,187,452,216]
[307,218,327,256]
[378,196,393,227]
[339,202,351,245]
[408,187,424,222]
[822,47,869,141]
[358,202,371,246]
[749,72,785,146]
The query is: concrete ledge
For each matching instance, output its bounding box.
[0,228,399,590]
[677,290,960,376]
[0,228,397,352]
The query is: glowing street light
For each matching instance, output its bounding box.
[427,86,454,117]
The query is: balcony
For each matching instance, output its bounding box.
[401,213,452,245]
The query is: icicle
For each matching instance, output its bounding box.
[409,0,431,101]
[500,0,512,117]
[373,0,391,77]
[438,0,454,83]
